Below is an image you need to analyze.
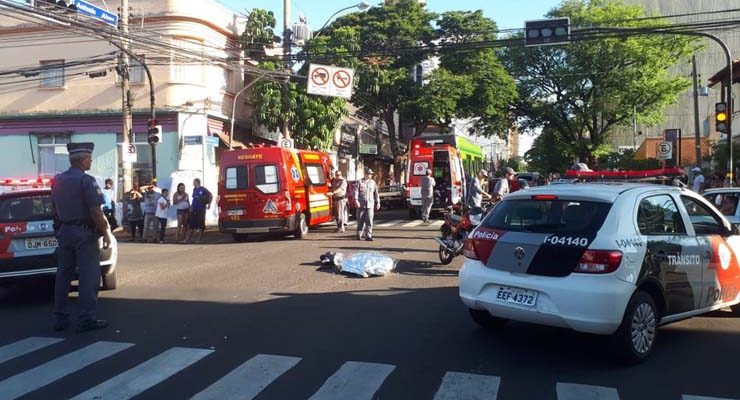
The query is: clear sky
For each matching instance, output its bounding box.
[218,0,561,37]
[217,0,561,156]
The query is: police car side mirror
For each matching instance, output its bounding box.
[731,224,740,236]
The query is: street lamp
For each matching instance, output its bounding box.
[312,1,370,40]
[229,77,264,150]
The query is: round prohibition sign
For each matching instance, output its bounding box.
[311,67,330,86]
[332,70,351,88]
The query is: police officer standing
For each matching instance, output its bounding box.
[328,170,348,233]
[52,142,111,333]
[354,168,380,241]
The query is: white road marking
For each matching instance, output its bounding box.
[430,220,444,227]
[0,341,133,400]
[401,220,424,228]
[191,354,301,400]
[376,220,404,228]
[308,361,395,400]
[70,347,213,400]
[0,337,63,364]
[557,383,620,400]
[432,371,500,400]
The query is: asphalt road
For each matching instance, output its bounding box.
[1,210,740,400]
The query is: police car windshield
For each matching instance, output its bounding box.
[0,194,54,222]
[482,199,612,234]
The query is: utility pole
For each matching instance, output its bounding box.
[282,0,291,140]
[119,0,133,192]
[692,55,702,166]
[632,106,637,149]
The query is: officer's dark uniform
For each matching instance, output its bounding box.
[52,142,106,331]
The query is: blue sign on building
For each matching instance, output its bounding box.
[75,0,119,27]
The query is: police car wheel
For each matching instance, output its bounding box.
[468,308,508,330]
[295,213,308,239]
[613,290,658,364]
[101,271,117,291]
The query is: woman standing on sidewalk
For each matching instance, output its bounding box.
[156,188,170,243]
[173,183,190,243]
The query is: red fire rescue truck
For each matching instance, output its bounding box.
[218,146,333,241]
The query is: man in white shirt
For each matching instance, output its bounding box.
[155,188,170,243]
[691,167,705,193]
[493,167,516,201]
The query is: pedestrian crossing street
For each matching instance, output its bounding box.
[0,336,737,400]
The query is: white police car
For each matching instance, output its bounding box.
[459,183,740,363]
[0,180,118,290]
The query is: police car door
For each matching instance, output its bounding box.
[637,194,703,316]
[680,195,740,309]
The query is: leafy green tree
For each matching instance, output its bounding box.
[710,140,739,174]
[404,11,517,137]
[503,0,700,165]
[524,130,574,173]
[242,11,360,150]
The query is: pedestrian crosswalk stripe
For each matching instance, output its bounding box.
[430,220,444,227]
[557,383,620,400]
[191,354,301,400]
[0,341,133,400]
[683,396,739,400]
[308,361,395,400]
[70,347,213,400]
[0,337,63,365]
[401,220,424,228]
[376,220,404,228]
[433,371,500,400]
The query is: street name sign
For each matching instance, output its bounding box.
[307,64,354,99]
[76,0,119,27]
[657,141,672,160]
[206,136,220,147]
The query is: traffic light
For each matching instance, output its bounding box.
[147,119,162,144]
[524,18,570,47]
[716,102,729,133]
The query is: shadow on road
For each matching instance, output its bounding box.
[2,287,740,399]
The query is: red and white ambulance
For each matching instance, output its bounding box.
[218,146,334,241]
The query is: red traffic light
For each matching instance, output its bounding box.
[147,118,159,127]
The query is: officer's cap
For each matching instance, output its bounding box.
[364,168,374,175]
[67,142,95,155]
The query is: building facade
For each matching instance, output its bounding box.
[612,0,738,164]
[0,0,250,223]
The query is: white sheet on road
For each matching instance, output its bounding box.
[70,347,213,400]
[433,371,500,400]
[0,341,133,400]
[192,354,301,400]
[0,337,63,364]
[308,361,395,400]
[557,382,619,400]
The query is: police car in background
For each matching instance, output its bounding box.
[459,182,740,364]
[0,179,118,290]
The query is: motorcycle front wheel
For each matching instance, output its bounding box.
[438,244,455,265]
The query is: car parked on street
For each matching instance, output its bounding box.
[460,182,740,364]
[703,188,740,224]
[0,180,118,290]
[379,184,406,209]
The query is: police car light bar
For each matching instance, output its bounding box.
[1,178,52,185]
